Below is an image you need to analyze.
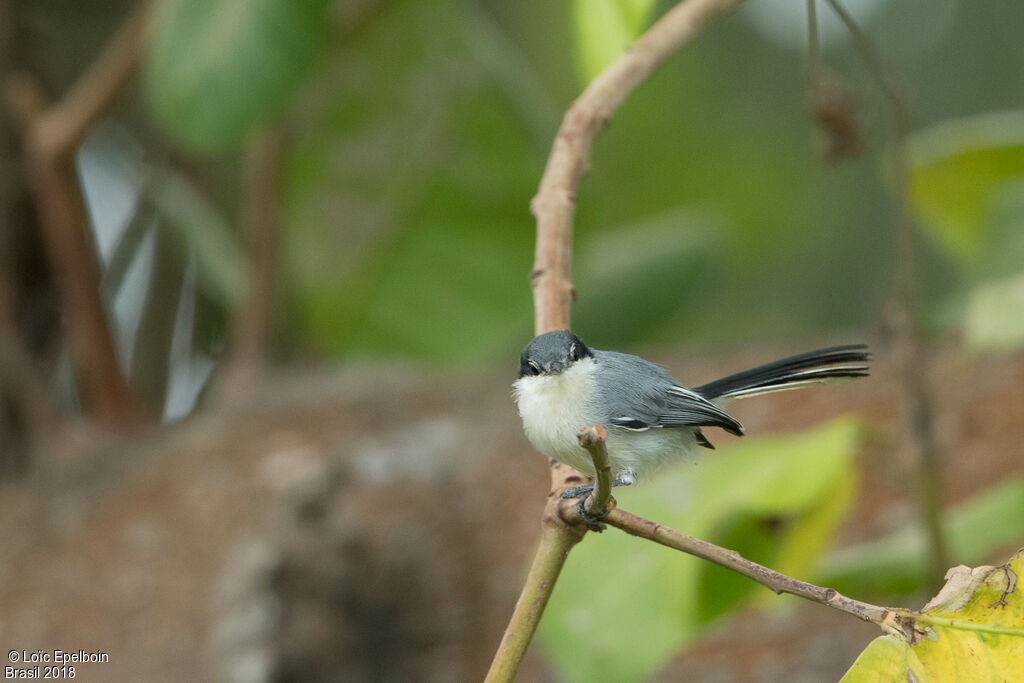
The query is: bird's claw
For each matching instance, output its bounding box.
[575,494,609,530]
[561,479,630,530]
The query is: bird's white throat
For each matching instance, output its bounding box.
[513,357,600,473]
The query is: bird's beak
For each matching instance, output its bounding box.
[544,360,569,375]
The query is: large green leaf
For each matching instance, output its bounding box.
[841,548,1024,681]
[537,417,863,683]
[145,0,332,152]
[909,110,1024,265]
[571,0,656,83]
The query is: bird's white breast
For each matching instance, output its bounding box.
[512,358,601,474]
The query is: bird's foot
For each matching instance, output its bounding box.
[574,494,609,530]
[561,479,631,530]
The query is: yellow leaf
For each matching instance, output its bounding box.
[841,548,1024,682]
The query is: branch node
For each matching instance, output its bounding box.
[577,424,608,448]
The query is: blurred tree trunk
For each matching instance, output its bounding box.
[0,0,61,474]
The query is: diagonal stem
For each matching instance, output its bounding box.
[602,507,914,636]
[483,518,584,683]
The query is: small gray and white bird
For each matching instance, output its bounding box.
[513,330,869,487]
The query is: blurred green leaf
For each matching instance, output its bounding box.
[284,0,538,364]
[961,180,1024,351]
[909,110,1024,264]
[695,513,776,625]
[819,477,1024,598]
[538,417,862,683]
[975,179,1024,281]
[571,0,655,82]
[964,272,1024,352]
[151,170,249,307]
[841,549,1024,682]
[764,461,856,600]
[145,0,331,152]
[574,209,722,347]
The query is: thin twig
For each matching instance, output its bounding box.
[804,0,864,163]
[805,0,821,76]
[221,125,285,390]
[602,507,919,639]
[31,2,152,156]
[822,0,901,113]
[823,0,949,589]
[577,425,614,519]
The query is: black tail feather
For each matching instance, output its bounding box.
[694,344,870,401]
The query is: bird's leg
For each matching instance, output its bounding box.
[561,478,631,500]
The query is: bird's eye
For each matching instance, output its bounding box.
[528,361,542,375]
[569,342,582,361]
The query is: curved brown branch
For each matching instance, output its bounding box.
[529,0,745,336]
[5,2,152,423]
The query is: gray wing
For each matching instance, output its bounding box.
[592,351,743,436]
